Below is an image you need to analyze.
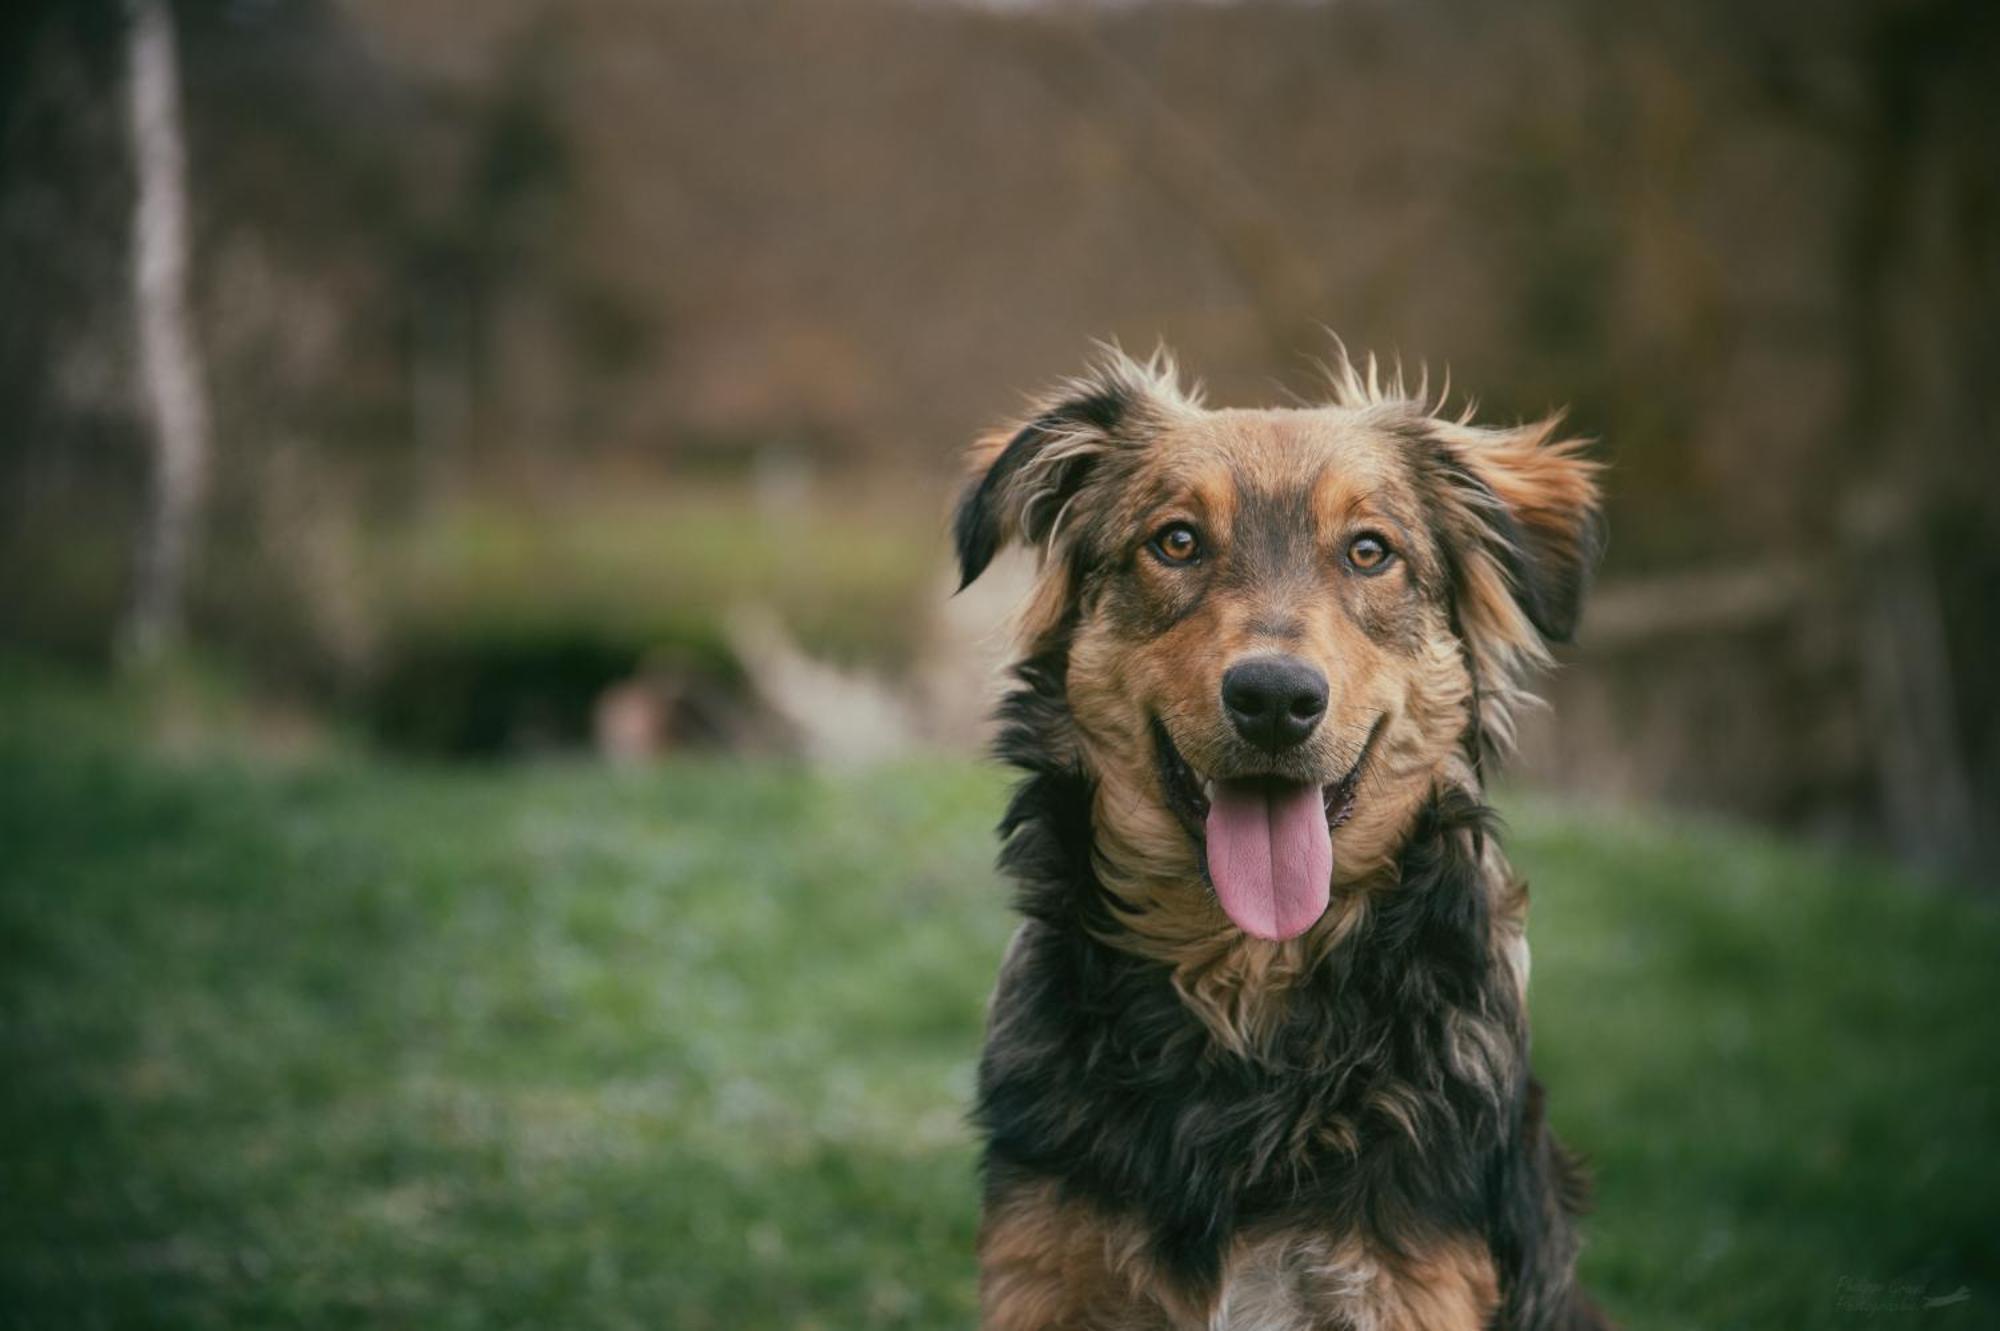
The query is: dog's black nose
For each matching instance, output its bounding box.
[1221,656,1328,751]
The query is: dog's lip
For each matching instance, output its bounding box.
[1151,715,1385,854]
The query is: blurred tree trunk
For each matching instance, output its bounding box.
[119,0,210,667]
[1835,0,1987,870]
[1754,0,1991,870]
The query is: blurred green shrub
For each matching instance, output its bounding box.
[357,479,945,757]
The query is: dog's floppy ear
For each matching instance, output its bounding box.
[952,393,1122,592]
[953,349,1196,591]
[1425,412,1603,645]
[1415,410,1603,746]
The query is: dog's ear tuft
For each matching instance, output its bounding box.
[953,349,1194,591]
[1418,410,1603,737]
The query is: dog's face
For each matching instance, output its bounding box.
[957,351,1599,943]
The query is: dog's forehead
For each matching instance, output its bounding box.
[1144,408,1414,507]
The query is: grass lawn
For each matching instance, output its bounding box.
[1,660,1994,1328]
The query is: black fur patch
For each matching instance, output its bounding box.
[1519,504,1605,645]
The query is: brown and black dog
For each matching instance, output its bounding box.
[954,347,1610,1330]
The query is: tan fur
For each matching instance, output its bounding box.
[980,1190,1501,1331]
[979,1183,1184,1331]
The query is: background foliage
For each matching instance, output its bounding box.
[3,0,1996,864]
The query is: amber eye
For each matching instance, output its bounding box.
[1150,522,1202,565]
[1346,533,1393,573]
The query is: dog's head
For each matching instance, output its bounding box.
[956,347,1601,943]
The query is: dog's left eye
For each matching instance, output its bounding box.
[1150,522,1202,565]
[1346,533,1393,572]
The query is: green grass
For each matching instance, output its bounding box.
[1,661,1995,1329]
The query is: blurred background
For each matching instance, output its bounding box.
[1,0,1995,1326]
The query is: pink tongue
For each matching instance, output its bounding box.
[1203,779,1332,940]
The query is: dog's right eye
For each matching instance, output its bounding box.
[1150,523,1202,565]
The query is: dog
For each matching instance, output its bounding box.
[953,346,1609,1330]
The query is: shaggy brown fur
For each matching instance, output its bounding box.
[955,346,1610,1329]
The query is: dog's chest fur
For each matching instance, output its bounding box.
[1210,1230,1497,1331]
[975,771,1589,1328]
[1213,1235,1368,1331]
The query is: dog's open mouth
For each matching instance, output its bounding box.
[1152,716,1384,941]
